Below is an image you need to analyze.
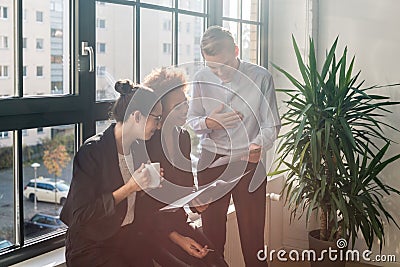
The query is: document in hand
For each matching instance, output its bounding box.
[208,148,261,168]
[160,169,252,211]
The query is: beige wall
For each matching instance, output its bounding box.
[269,0,400,265]
[317,1,400,264]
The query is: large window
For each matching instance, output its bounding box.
[222,0,261,64]
[0,0,81,265]
[0,0,268,264]
[94,0,207,101]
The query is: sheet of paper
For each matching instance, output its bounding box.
[160,169,252,211]
[208,150,250,168]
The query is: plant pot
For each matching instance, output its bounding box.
[308,229,346,267]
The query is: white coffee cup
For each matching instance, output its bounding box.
[144,162,161,188]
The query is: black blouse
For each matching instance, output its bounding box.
[134,127,195,236]
[61,124,129,256]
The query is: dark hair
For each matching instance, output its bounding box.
[200,25,236,57]
[143,67,187,106]
[111,79,159,122]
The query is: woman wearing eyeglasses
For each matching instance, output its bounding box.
[133,67,228,267]
[60,80,162,267]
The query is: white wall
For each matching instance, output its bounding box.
[269,0,400,265]
[317,1,400,265]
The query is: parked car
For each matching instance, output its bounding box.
[0,239,13,249]
[23,177,69,205]
[24,213,67,238]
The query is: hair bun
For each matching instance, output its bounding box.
[115,79,134,95]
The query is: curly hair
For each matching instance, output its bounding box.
[143,67,188,106]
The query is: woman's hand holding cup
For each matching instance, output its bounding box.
[144,162,162,188]
[129,163,151,192]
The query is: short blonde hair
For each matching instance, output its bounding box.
[201,25,236,57]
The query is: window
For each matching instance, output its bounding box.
[163,19,171,31]
[222,0,261,64]
[0,0,267,264]
[178,0,204,12]
[163,43,171,54]
[22,126,75,241]
[186,44,191,55]
[36,38,44,50]
[0,6,8,19]
[36,66,43,77]
[51,82,63,94]
[95,2,134,101]
[97,42,106,53]
[51,55,63,64]
[51,28,63,38]
[0,131,9,138]
[0,65,9,78]
[0,36,9,49]
[186,22,190,33]
[97,19,106,28]
[36,11,43,22]
[177,14,204,64]
[96,66,106,77]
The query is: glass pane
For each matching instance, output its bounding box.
[178,14,204,64]
[96,120,114,134]
[140,0,173,7]
[222,20,240,48]
[140,9,172,81]
[242,0,259,21]
[22,0,71,96]
[0,132,15,249]
[178,0,204,13]
[0,3,14,98]
[223,0,240,19]
[96,2,134,101]
[23,125,74,240]
[242,24,258,64]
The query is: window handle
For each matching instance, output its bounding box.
[81,41,94,72]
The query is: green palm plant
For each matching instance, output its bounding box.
[272,35,400,250]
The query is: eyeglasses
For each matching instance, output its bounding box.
[149,113,162,123]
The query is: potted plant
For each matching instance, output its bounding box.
[272,36,400,266]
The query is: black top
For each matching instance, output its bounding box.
[60,124,129,255]
[134,127,195,236]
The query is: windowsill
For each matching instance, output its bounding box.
[10,247,65,267]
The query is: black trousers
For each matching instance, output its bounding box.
[197,149,267,267]
[65,223,153,267]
